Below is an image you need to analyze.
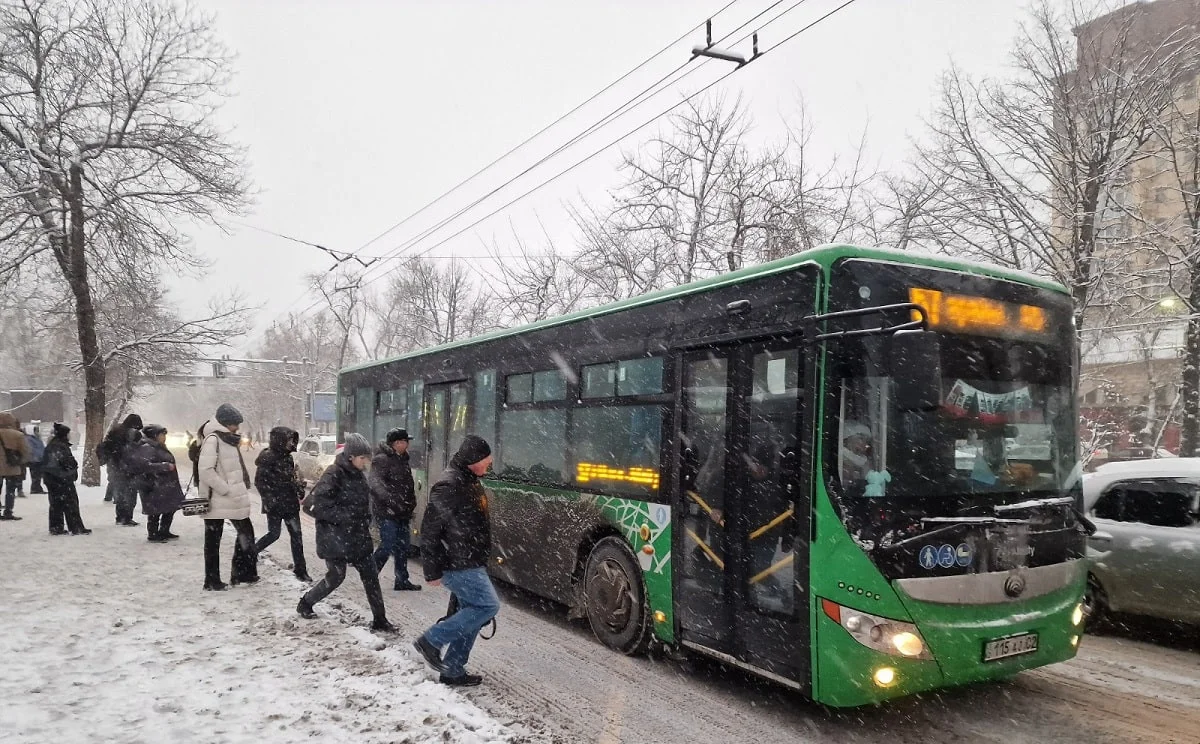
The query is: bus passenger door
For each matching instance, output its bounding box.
[418,382,468,545]
[676,342,811,685]
[732,342,809,682]
[677,351,734,648]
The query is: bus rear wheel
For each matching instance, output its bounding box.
[583,537,651,655]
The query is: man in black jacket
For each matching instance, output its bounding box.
[369,428,420,591]
[412,435,498,687]
[42,423,90,536]
[297,433,395,632]
[254,427,311,582]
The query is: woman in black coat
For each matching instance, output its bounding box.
[296,434,394,631]
[127,425,185,542]
[253,427,310,582]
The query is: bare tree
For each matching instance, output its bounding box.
[488,221,588,326]
[368,257,496,355]
[914,0,1189,338]
[0,0,250,483]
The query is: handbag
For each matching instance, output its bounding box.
[179,479,210,516]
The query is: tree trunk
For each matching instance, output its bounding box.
[66,165,106,485]
[1181,316,1200,457]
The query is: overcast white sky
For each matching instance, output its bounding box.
[175,0,1038,351]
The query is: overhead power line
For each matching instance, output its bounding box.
[294,0,861,317]
[305,0,820,305]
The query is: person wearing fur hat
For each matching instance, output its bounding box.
[297,433,395,632]
[42,423,90,535]
[412,435,498,687]
[197,404,258,590]
[128,425,186,542]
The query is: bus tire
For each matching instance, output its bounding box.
[583,537,651,655]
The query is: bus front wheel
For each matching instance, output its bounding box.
[583,537,651,655]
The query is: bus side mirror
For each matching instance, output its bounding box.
[890,332,943,411]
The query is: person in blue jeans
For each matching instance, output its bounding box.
[412,435,498,687]
[369,428,420,591]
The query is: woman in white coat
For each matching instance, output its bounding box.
[197,404,258,591]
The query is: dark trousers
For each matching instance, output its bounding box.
[47,479,86,533]
[203,518,257,584]
[27,463,44,493]
[254,515,307,575]
[372,518,411,585]
[147,512,176,538]
[303,556,387,622]
[112,472,138,523]
[3,476,21,514]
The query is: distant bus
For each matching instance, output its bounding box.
[338,244,1087,707]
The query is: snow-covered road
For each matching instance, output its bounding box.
[3,469,1198,744]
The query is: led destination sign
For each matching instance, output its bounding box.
[908,288,1049,339]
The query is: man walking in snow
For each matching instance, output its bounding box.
[0,413,30,520]
[412,435,498,687]
[297,433,396,632]
[369,427,420,591]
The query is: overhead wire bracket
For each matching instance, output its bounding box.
[691,18,759,66]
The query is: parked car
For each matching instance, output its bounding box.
[1081,458,1200,626]
[293,435,337,484]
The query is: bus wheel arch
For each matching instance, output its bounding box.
[582,536,652,655]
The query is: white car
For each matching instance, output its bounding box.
[293,435,337,483]
[1081,457,1200,625]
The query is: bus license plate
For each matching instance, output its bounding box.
[983,632,1038,662]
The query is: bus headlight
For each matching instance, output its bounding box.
[1071,603,1084,627]
[822,598,932,660]
[873,667,897,687]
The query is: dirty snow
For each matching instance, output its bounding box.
[0,479,515,744]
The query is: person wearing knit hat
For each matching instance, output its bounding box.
[297,432,396,632]
[197,404,258,591]
[42,423,90,535]
[412,435,496,687]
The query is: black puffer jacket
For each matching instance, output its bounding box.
[97,415,142,475]
[309,452,374,562]
[42,436,78,484]
[368,443,415,521]
[255,427,302,517]
[419,442,491,582]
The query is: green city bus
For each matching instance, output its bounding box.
[338,244,1088,707]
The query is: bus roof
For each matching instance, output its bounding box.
[341,244,1067,374]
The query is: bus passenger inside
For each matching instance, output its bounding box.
[841,422,873,484]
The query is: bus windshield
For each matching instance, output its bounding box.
[830,332,1075,508]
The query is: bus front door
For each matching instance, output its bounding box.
[677,342,811,686]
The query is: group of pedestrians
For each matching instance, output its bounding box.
[4,398,502,687]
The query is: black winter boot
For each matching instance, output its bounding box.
[297,599,317,619]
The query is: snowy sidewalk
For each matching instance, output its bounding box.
[0,482,514,744]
